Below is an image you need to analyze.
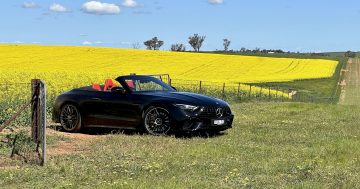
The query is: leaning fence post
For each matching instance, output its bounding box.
[169,78,172,86]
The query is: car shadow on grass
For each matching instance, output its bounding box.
[49,124,226,139]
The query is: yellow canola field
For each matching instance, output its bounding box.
[0,45,338,100]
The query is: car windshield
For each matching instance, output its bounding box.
[121,76,175,92]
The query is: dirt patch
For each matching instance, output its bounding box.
[47,129,102,156]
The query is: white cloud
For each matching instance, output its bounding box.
[122,0,138,8]
[82,1,120,15]
[22,2,39,8]
[82,41,92,45]
[208,0,224,5]
[49,3,68,12]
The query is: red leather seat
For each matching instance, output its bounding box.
[104,79,116,91]
[92,84,102,91]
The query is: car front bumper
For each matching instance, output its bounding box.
[167,105,234,132]
[178,114,234,132]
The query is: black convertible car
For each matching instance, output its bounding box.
[53,75,234,135]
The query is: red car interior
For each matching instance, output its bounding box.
[92,84,102,91]
[104,79,117,91]
[126,80,135,89]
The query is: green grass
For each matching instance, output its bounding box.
[1,102,360,188]
[265,57,346,101]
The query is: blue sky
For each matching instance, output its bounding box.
[1,0,359,52]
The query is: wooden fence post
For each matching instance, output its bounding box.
[249,85,252,100]
[40,81,46,166]
[222,83,226,97]
[237,83,241,101]
[31,79,40,142]
[169,78,172,86]
[31,79,46,166]
[199,80,202,91]
[268,87,271,100]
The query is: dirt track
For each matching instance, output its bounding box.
[339,58,360,105]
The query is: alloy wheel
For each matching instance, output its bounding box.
[144,107,171,135]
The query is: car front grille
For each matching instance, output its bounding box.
[199,106,231,118]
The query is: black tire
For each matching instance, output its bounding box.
[59,104,82,133]
[143,106,171,135]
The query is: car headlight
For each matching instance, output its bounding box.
[174,104,199,111]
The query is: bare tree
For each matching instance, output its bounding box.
[144,37,164,50]
[223,39,231,51]
[132,42,141,49]
[170,43,186,52]
[188,34,206,52]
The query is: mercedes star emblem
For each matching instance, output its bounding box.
[216,108,223,118]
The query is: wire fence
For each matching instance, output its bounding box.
[0,83,32,127]
[169,78,337,103]
[0,81,46,165]
[0,83,33,164]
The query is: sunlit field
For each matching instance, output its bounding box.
[0,44,337,101]
[0,44,337,83]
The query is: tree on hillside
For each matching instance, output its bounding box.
[170,43,186,52]
[345,51,356,58]
[188,34,206,52]
[223,39,231,51]
[144,37,164,50]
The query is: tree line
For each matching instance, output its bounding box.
[142,34,231,52]
[140,35,357,58]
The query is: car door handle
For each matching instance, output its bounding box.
[91,98,102,101]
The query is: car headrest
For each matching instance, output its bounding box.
[104,79,115,91]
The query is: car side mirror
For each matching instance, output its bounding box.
[171,86,177,91]
[111,87,126,94]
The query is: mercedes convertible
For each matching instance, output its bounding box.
[52,75,234,135]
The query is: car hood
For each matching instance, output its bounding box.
[136,91,229,107]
